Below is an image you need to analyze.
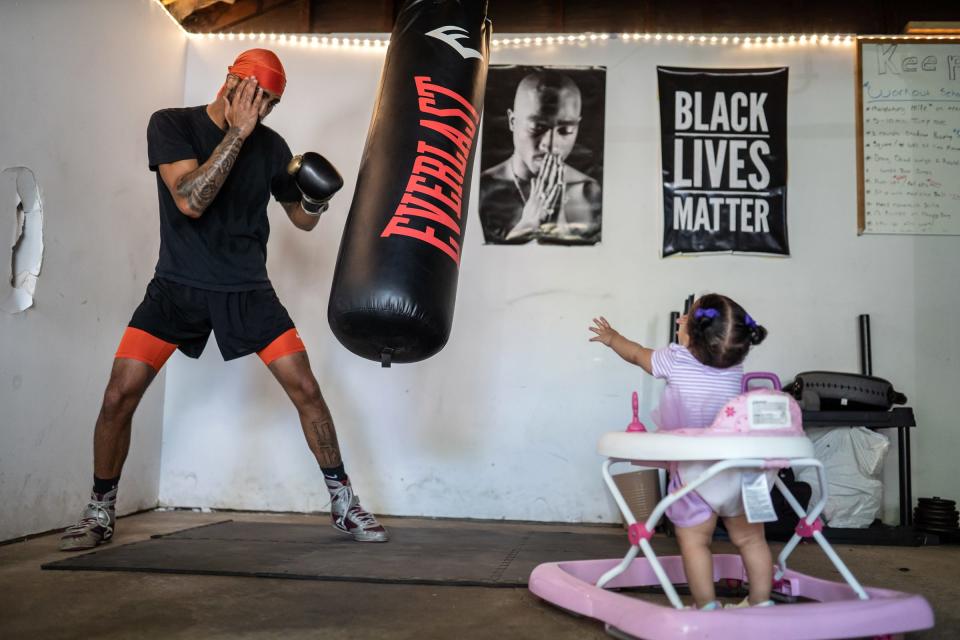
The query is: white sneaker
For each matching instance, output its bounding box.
[59,488,117,551]
[325,477,389,543]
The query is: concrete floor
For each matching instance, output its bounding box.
[1,511,957,639]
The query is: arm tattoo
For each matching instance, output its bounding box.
[176,127,245,214]
[310,420,342,468]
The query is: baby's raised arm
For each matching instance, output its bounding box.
[589,316,654,375]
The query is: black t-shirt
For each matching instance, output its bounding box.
[147,106,301,291]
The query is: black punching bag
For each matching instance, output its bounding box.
[328,0,490,366]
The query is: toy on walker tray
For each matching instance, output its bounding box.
[626,392,647,432]
[529,373,933,640]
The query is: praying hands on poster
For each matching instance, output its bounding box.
[505,152,565,241]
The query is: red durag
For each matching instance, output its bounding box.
[226,48,286,96]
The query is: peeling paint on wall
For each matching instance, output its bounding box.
[1,167,44,314]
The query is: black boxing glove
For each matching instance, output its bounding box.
[287,152,344,216]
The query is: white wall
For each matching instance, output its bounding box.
[913,238,960,510]
[0,0,186,540]
[160,37,958,524]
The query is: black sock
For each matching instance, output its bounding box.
[321,464,347,482]
[93,475,120,495]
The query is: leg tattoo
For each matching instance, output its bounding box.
[310,419,342,468]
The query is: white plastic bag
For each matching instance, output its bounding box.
[795,427,890,528]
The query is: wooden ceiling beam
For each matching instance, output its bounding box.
[170,0,960,36]
[300,0,311,32]
[182,0,261,31]
[308,0,396,33]
[905,21,960,34]
[184,0,311,33]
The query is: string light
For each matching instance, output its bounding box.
[156,0,960,57]
[482,32,960,50]
[180,28,960,53]
[187,32,395,50]
[146,0,946,53]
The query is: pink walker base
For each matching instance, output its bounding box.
[529,554,933,640]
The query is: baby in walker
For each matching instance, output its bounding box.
[590,293,773,610]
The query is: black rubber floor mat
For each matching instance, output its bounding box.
[43,520,646,587]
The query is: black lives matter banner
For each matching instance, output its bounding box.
[659,67,789,256]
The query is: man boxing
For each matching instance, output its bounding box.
[60,49,388,550]
[479,69,602,244]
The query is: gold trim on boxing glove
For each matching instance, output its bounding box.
[287,154,303,175]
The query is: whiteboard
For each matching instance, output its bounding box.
[857,40,960,235]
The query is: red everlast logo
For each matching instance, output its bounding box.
[380,76,479,265]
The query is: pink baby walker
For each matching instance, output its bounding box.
[529,373,934,639]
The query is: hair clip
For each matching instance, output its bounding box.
[744,313,757,328]
[694,308,719,319]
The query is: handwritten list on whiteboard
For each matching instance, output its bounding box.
[859,41,960,235]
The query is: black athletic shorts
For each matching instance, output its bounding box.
[128,277,296,361]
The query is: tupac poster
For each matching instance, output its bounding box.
[658,67,789,256]
[479,65,606,246]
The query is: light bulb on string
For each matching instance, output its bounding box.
[184,26,960,55]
